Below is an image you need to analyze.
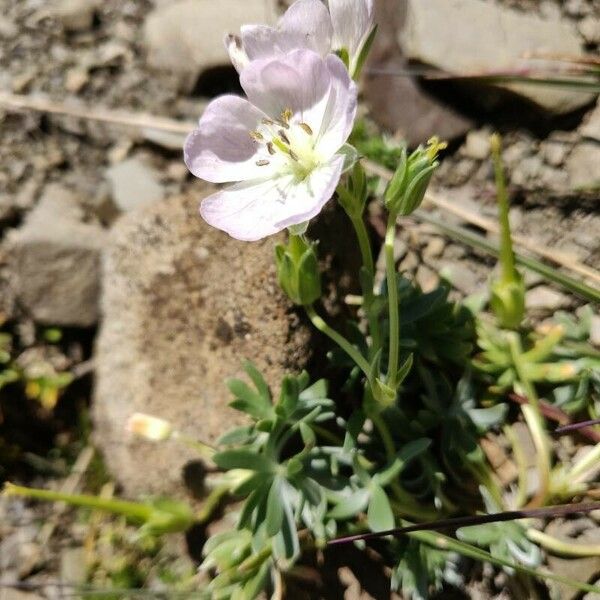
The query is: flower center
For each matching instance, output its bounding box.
[250,108,319,181]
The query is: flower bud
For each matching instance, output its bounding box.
[127,413,173,442]
[490,275,526,330]
[275,235,322,306]
[384,137,446,217]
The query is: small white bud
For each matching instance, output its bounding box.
[126,413,173,442]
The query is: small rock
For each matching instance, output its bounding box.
[143,0,277,91]
[580,100,600,142]
[402,0,593,113]
[579,15,600,44]
[564,0,591,17]
[439,262,480,295]
[566,142,600,190]
[399,251,419,273]
[462,129,491,160]
[526,286,570,311]
[11,70,36,94]
[167,161,191,182]
[511,155,543,187]
[60,547,87,584]
[0,16,18,39]
[541,140,569,167]
[7,184,107,326]
[105,157,165,212]
[422,237,445,261]
[64,67,89,93]
[416,264,439,292]
[52,0,98,32]
[142,128,188,151]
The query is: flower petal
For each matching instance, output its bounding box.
[314,54,358,158]
[199,155,344,241]
[240,0,332,62]
[184,95,275,183]
[329,0,373,58]
[224,34,250,73]
[240,49,331,129]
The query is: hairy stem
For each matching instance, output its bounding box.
[385,214,400,387]
[305,304,371,379]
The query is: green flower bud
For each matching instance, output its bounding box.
[490,273,526,330]
[275,235,322,306]
[384,137,446,217]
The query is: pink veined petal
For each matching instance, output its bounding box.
[240,0,332,62]
[199,155,344,241]
[329,0,373,58]
[314,54,358,158]
[240,49,331,131]
[184,95,276,184]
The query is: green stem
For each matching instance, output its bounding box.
[491,134,516,282]
[305,304,371,379]
[385,214,400,387]
[4,483,152,521]
[197,485,229,524]
[349,215,382,359]
[569,442,600,484]
[528,528,600,557]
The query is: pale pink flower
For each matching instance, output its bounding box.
[185,49,357,241]
[225,0,374,78]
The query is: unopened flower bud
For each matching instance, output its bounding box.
[384,137,446,217]
[275,235,322,306]
[490,275,526,330]
[127,413,173,442]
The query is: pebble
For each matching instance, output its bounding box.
[439,262,479,295]
[52,0,98,32]
[0,16,18,39]
[579,15,600,44]
[64,67,89,93]
[416,264,439,292]
[462,129,491,160]
[526,286,571,311]
[590,315,600,347]
[566,142,600,190]
[541,140,569,167]
[105,157,165,212]
[422,237,446,261]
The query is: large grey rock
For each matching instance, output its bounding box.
[7,184,106,327]
[93,191,311,498]
[143,0,277,91]
[401,0,595,114]
[364,0,472,146]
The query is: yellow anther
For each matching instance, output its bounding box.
[426,136,448,161]
[262,118,276,126]
[249,130,264,142]
[281,108,293,125]
[299,122,313,136]
[256,159,270,166]
[267,142,275,155]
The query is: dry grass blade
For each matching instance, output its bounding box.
[362,159,600,286]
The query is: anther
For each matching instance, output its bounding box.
[299,122,313,136]
[261,118,275,126]
[249,130,264,141]
[288,150,299,162]
[279,130,291,145]
[256,159,270,166]
[267,142,275,155]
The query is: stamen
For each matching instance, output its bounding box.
[261,118,276,126]
[256,159,270,166]
[267,142,275,155]
[249,130,264,141]
[279,130,291,145]
[281,108,293,124]
[299,122,313,136]
[288,150,299,162]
